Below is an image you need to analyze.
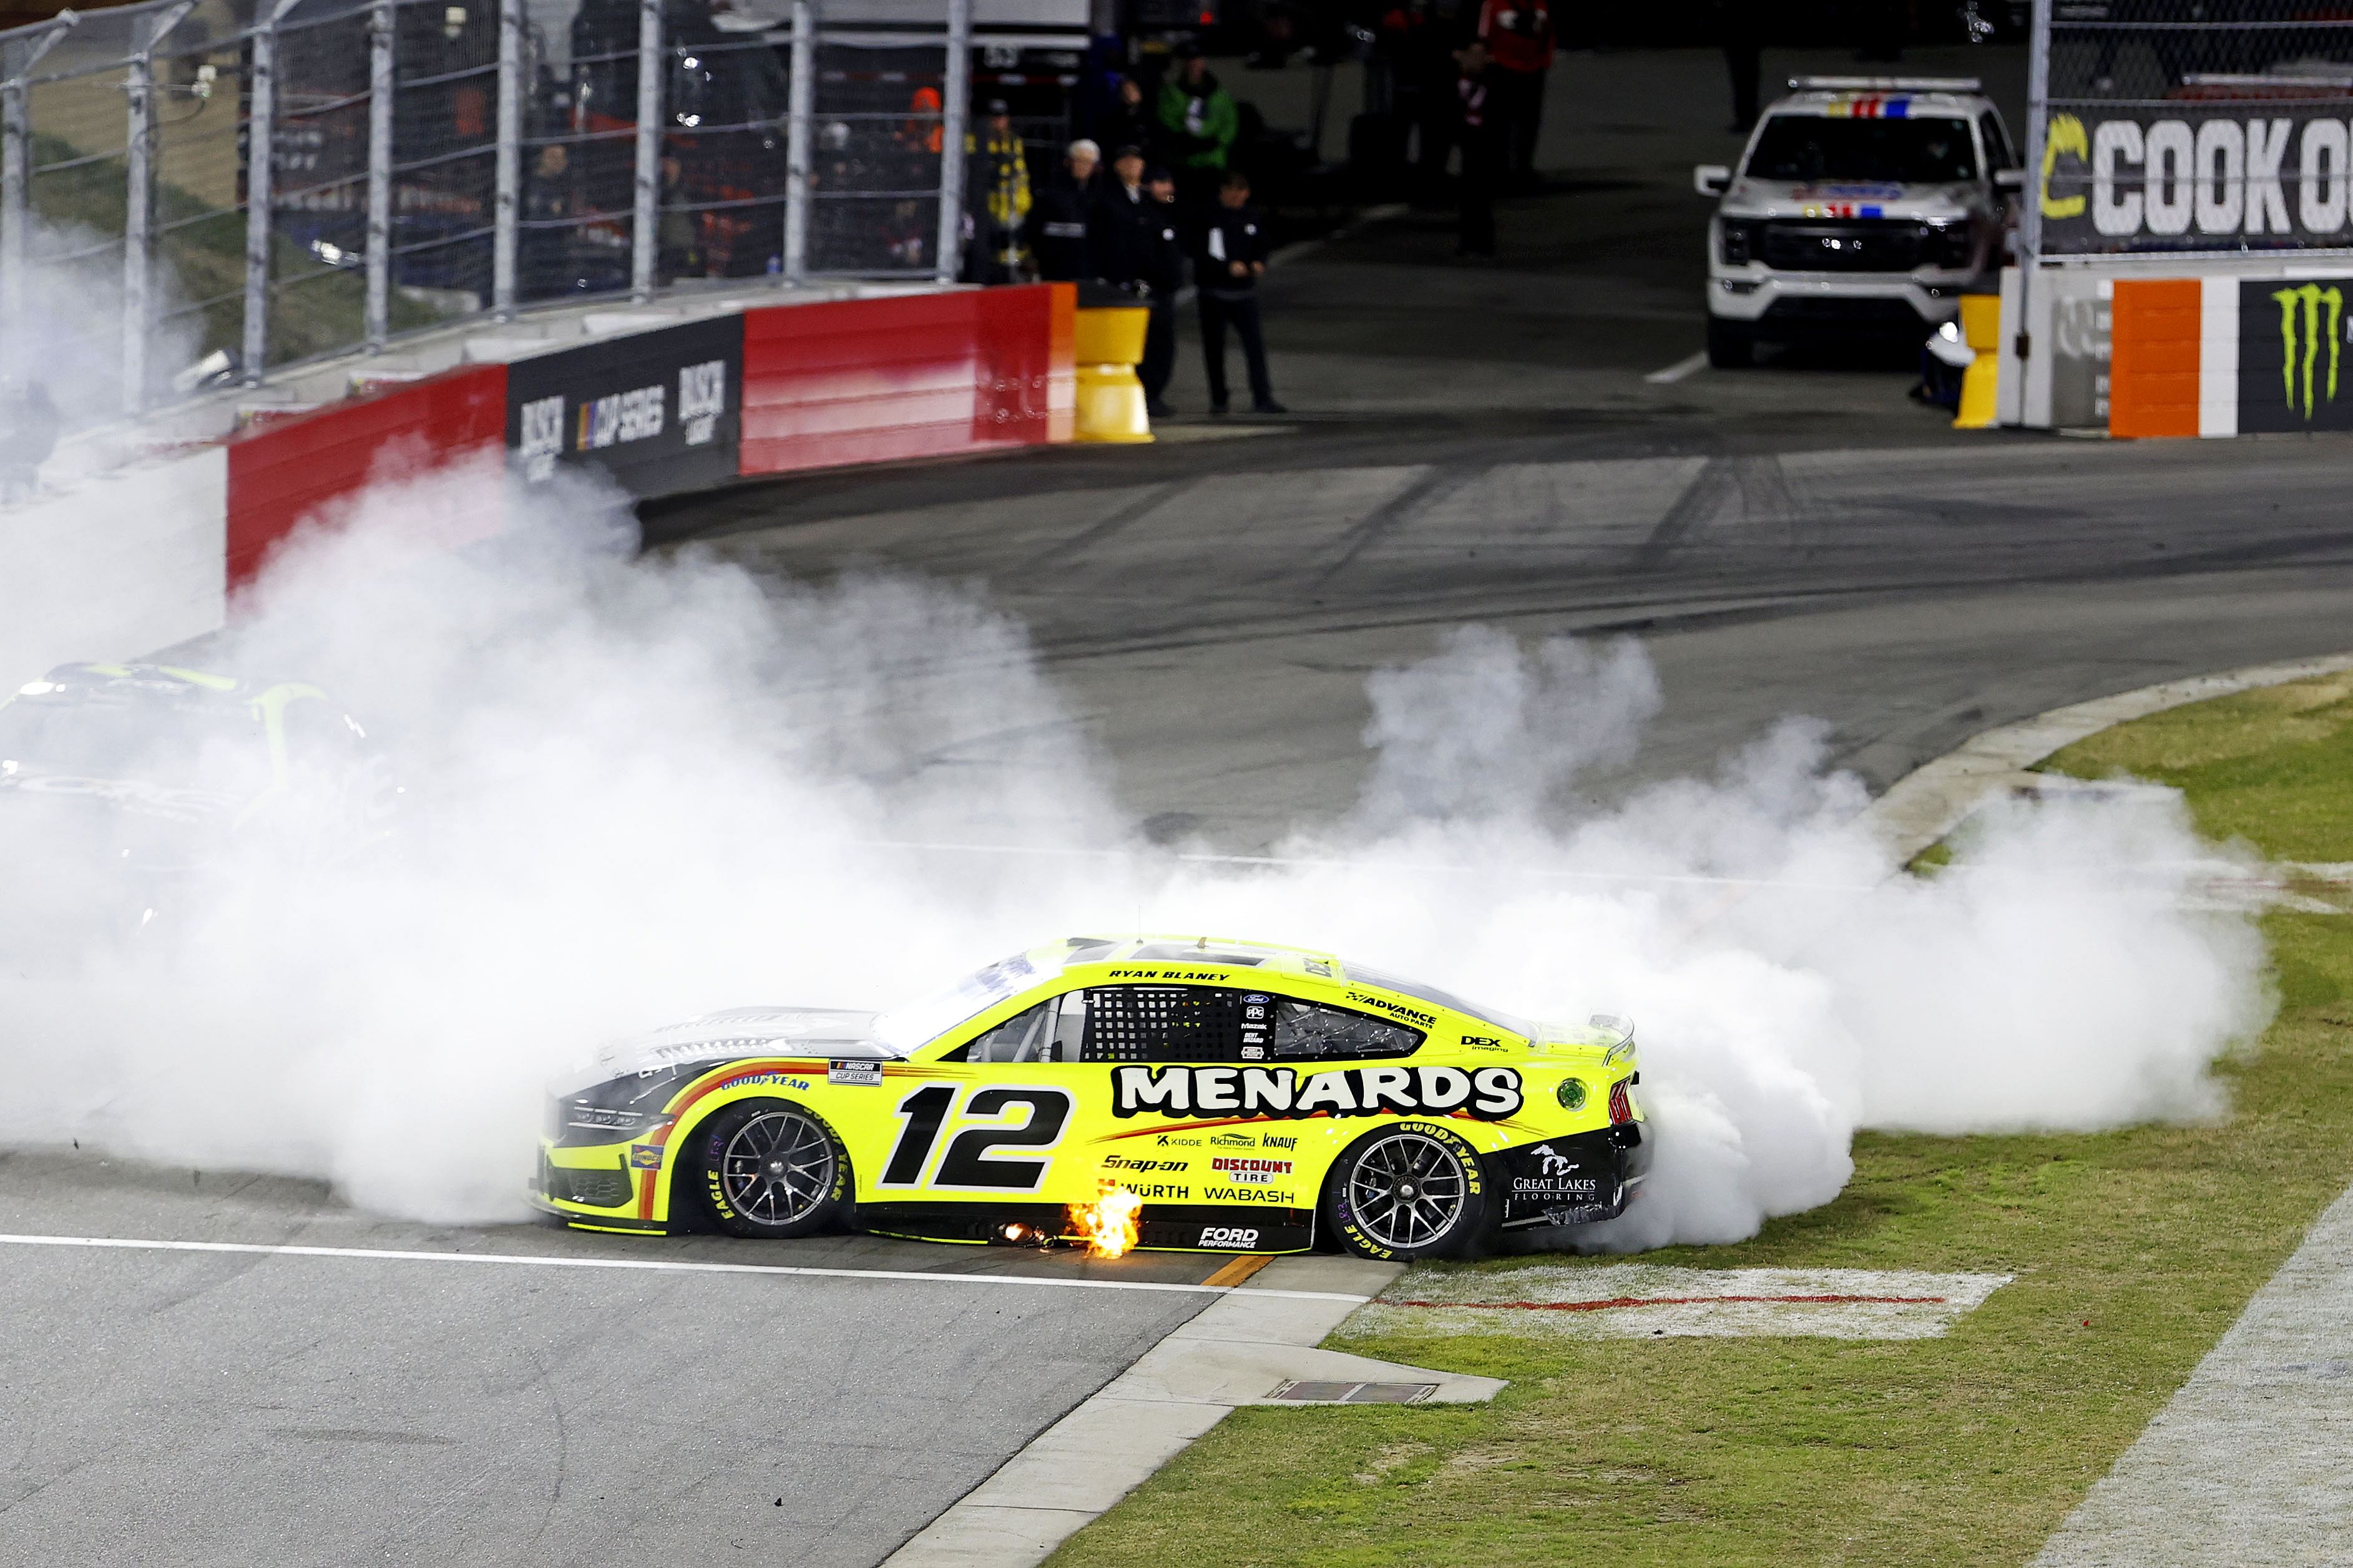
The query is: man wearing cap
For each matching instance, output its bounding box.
[1157,46,1240,204]
[1135,166,1187,416]
[968,98,1031,282]
[1029,138,1102,281]
[1091,144,1152,288]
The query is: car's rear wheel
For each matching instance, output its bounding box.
[1706,316,1753,368]
[681,1099,850,1239]
[1322,1122,1490,1261]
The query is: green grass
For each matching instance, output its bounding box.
[1049,674,2353,1568]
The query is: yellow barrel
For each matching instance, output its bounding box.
[1953,293,2002,430]
[1072,305,1153,444]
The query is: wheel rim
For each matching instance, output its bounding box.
[720,1109,834,1227]
[1345,1132,1467,1250]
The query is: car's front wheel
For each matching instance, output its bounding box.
[680,1099,851,1239]
[1322,1121,1490,1261]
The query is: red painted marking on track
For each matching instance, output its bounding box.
[1389,1293,1950,1313]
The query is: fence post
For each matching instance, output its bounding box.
[2020,0,2050,268]
[365,0,394,349]
[630,0,661,300]
[242,10,280,379]
[124,1,195,411]
[934,0,970,284]
[492,0,522,316]
[781,0,813,284]
[1,19,71,396]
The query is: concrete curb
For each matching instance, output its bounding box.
[881,1255,1498,1567]
[1862,653,2353,864]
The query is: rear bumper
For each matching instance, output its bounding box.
[1490,1123,1652,1229]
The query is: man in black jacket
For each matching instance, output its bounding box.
[1136,167,1188,416]
[1029,139,1102,281]
[1091,144,1152,288]
[1196,170,1286,415]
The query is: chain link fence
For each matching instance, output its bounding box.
[2032,0,2353,258]
[0,0,968,421]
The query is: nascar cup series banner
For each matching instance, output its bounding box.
[504,316,744,499]
[2040,106,2353,254]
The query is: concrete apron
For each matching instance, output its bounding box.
[883,1255,1497,1567]
[888,650,2353,1568]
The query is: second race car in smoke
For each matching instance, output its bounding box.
[538,936,1650,1260]
[0,662,394,948]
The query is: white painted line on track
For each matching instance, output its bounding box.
[1645,351,1709,384]
[0,1230,1372,1302]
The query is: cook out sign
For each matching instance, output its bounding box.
[2040,109,2353,250]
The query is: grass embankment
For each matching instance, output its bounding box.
[1050,670,2353,1568]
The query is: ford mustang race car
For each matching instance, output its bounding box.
[0,662,394,949]
[537,937,1650,1259]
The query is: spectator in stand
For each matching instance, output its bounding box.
[1475,0,1552,191]
[970,99,1032,282]
[1453,40,1500,258]
[1137,168,1187,417]
[1157,46,1240,205]
[1097,75,1156,166]
[1196,170,1284,416]
[1028,139,1101,281]
[1092,144,1152,288]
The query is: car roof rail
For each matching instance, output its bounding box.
[1787,75,1982,93]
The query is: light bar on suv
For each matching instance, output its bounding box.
[1787,75,1982,93]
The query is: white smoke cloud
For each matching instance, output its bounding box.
[0,460,2277,1242]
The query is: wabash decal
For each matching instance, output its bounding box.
[1112,1064,1523,1120]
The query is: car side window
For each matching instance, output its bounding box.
[1269,998,1423,1061]
[956,991,1088,1063]
[1979,110,2016,172]
[1079,985,1247,1063]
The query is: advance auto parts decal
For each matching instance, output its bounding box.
[2241,278,2353,433]
[506,314,743,499]
[1112,1063,1523,1120]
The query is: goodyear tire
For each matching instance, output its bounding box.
[1321,1121,1490,1262]
[681,1099,851,1240]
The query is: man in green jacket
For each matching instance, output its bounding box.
[1156,47,1240,202]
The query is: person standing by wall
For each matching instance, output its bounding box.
[1029,139,1102,282]
[1137,167,1188,417]
[1453,40,1500,258]
[1196,170,1284,416]
[1092,144,1152,288]
[1474,0,1552,192]
[969,99,1032,282]
[1157,46,1240,205]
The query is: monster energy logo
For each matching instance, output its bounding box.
[2273,284,2344,421]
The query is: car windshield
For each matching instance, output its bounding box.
[1344,963,1536,1038]
[0,699,272,797]
[1744,115,1977,184]
[873,950,1066,1052]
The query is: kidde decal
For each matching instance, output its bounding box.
[1112,1064,1523,1120]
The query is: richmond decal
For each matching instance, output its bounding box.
[1110,1064,1524,1120]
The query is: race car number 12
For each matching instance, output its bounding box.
[878,1084,1074,1191]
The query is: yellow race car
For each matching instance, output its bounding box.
[536,937,1648,1259]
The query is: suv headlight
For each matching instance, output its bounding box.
[1919,220,1973,268]
[549,1064,697,1146]
[1718,218,1761,266]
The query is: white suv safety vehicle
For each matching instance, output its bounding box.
[1693,77,2023,366]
